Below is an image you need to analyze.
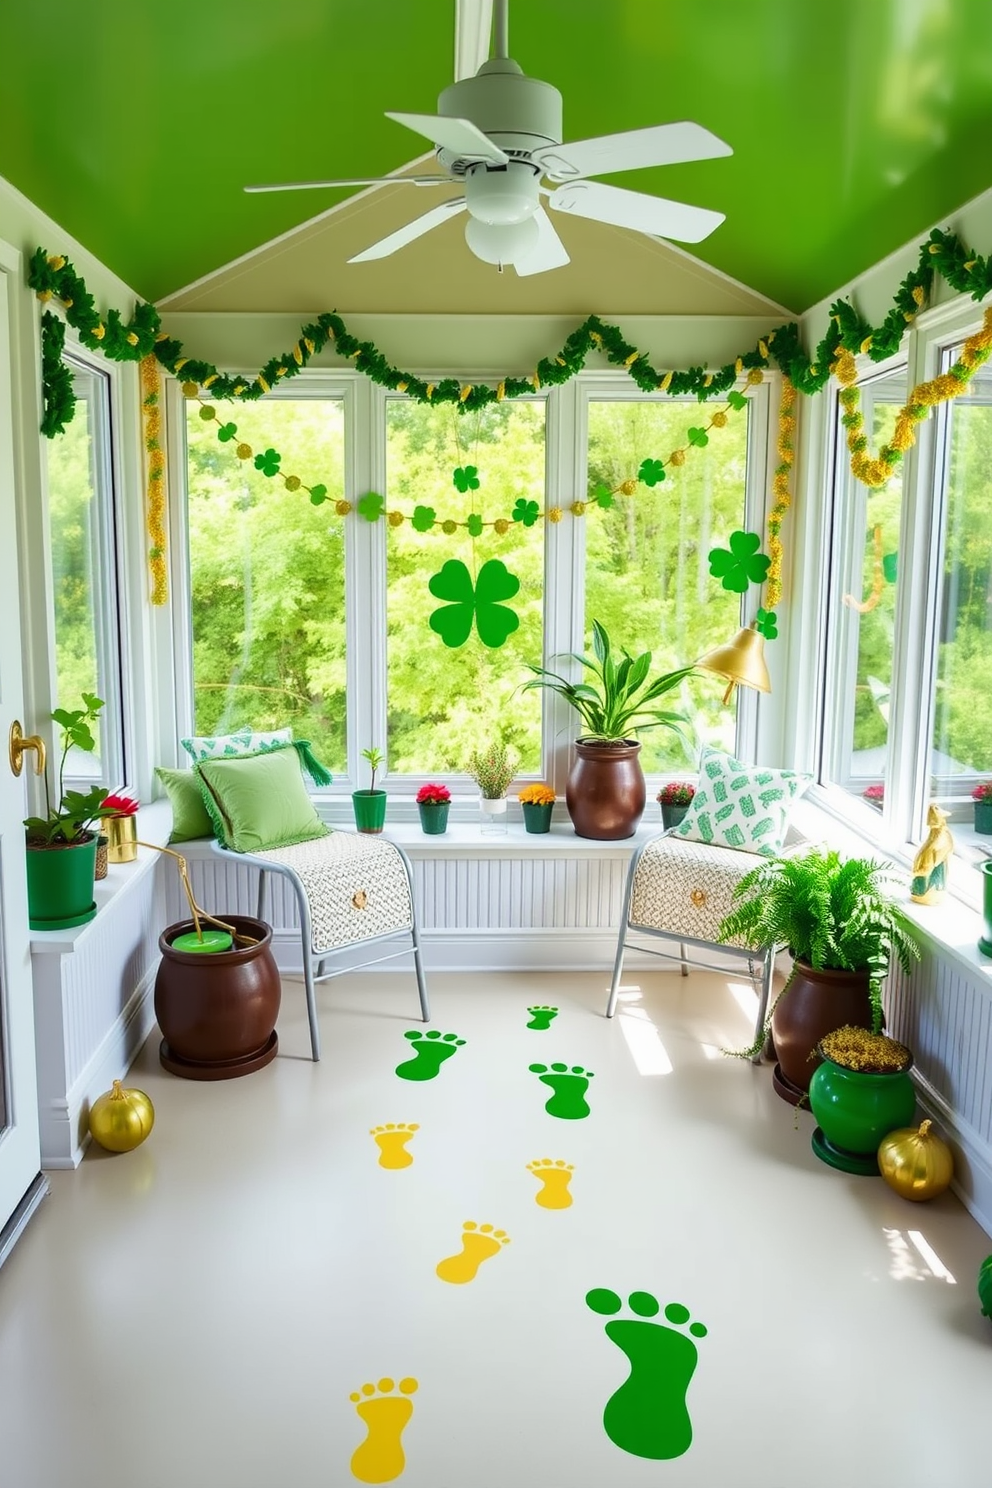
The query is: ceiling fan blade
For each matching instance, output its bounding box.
[348,198,467,263]
[385,111,509,166]
[547,181,725,244]
[245,176,449,194]
[513,208,570,277]
[533,122,732,182]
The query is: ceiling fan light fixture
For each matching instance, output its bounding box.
[464,160,541,224]
[465,215,540,267]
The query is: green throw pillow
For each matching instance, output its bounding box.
[194,745,330,854]
[670,746,810,857]
[154,766,214,843]
[180,725,292,764]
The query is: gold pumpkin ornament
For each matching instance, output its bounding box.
[878,1118,954,1202]
[88,1079,155,1153]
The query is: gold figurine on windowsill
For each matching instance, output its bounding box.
[911,803,954,905]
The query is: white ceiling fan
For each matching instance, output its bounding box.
[245,0,732,277]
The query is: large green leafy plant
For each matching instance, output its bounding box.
[24,693,114,847]
[718,848,920,1029]
[523,620,696,746]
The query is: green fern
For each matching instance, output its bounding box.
[718,848,920,1033]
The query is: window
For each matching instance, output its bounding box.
[44,356,126,784]
[185,396,347,773]
[821,369,908,809]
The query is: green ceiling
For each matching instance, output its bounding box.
[3,0,992,310]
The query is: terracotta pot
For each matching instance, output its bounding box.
[565,740,646,840]
[771,960,875,1105]
[155,915,281,1079]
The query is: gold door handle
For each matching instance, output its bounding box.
[9,721,46,778]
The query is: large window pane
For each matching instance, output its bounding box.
[929,357,992,815]
[824,371,907,805]
[45,359,122,782]
[585,399,746,773]
[385,398,545,775]
[185,398,346,772]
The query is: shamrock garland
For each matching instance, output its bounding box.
[140,355,168,605]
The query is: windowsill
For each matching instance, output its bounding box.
[28,801,173,956]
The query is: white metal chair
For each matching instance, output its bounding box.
[606,832,777,1061]
[212,831,429,1060]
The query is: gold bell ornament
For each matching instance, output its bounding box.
[878,1118,954,1202]
[88,1079,155,1152]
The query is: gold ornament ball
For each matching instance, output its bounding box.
[89,1079,155,1153]
[878,1119,953,1202]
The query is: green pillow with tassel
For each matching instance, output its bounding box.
[194,741,332,854]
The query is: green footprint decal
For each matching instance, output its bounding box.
[395,1029,465,1082]
[530,1062,593,1119]
[586,1289,707,1460]
[526,1005,559,1030]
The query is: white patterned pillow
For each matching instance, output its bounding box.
[670,747,810,856]
[180,726,292,764]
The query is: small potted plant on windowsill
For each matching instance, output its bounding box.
[518,783,555,834]
[23,693,116,930]
[466,740,516,835]
[657,780,696,831]
[353,746,387,834]
[972,783,992,836]
[416,783,451,835]
[863,783,885,811]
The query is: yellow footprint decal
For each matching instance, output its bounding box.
[436,1221,511,1284]
[349,1377,418,1483]
[528,1157,574,1209]
[370,1123,419,1169]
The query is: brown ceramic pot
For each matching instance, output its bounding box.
[771,960,874,1105]
[565,740,646,840]
[155,916,281,1079]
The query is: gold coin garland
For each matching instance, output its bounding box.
[140,355,168,605]
[764,376,796,611]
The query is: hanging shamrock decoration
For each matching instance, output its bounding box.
[687,426,709,448]
[453,465,480,493]
[755,607,778,640]
[428,558,520,649]
[512,498,541,527]
[638,457,665,487]
[709,530,771,593]
[466,514,484,537]
[309,483,327,505]
[357,491,385,521]
[253,448,281,476]
[412,505,436,532]
[593,484,615,509]
[217,422,238,442]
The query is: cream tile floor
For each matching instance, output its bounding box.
[2,968,992,1488]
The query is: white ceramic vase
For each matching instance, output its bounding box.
[479,797,508,835]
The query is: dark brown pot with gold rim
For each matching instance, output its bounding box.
[565,740,646,841]
[770,960,875,1106]
[154,915,281,1080]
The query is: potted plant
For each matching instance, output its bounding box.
[23,693,116,931]
[101,788,140,863]
[466,740,516,834]
[416,782,451,835]
[863,783,885,811]
[973,782,992,836]
[523,620,695,840]
[717,848,920,1105]
[657,780,696,831]
[518,782,555,834]
[808,1025,916,1175]
[353,746,386,833]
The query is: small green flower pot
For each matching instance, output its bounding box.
[979,861,992,958]
[25,833,99,931]
[660,803,690,830]
[975,800,992,836]
[352,789,387,834]
[522,801,553,834]
[418,801,449,835]
[808,1055,916,1175]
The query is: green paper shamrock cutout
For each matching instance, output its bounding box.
[638,457,666,487]
[453,465,480,493]
[217,422,238,442]
[357,491,385,522]
[727,389,748,411]
[687,426,709,448]
[466,513,484,538]
[428,558,520,649]
[882,551,898,583]
[512,498,541,527]
[412,505,436,533]
[309,484,328,505]
[708,530,771,593]
[755,607,778,640]
[254,448,281,477]
[593,483,614,510]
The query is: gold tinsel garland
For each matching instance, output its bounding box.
[141,355,168,605]
[765,376,795,610]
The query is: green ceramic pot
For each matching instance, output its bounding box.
[418,801,449,835]
[352,789,387,834]
[660,802,690,830]
[25,833,99,931]
[521,801,553,834]
[808,1055,916,1175]
[976,800,992,836]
